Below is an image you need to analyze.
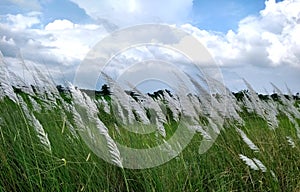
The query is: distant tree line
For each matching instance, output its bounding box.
[232,90,300,101]
[55,84,300,102]
[56,84,112,98]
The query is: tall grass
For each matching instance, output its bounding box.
[1,53,300,191]
[0,87,300,191]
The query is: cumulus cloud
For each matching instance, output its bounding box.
[66,0,300,69]
[0,12,111,87]
[181,0,300,68]
[45,19,75,31]
[0,0,299,92]
[0,19,51,60]
[69,0,193,27]
[0,35,15,46]
[0,13,108,67]
[2,12,41,30]
[43,19,108,64]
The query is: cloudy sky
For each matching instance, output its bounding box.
[0,0,299,93]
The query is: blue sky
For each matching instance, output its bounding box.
[192,0,267,31]
[41,0,91,24]
[0,0,299,93]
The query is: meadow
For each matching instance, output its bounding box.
[0,79,300,191]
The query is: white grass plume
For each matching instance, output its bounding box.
[138,94,167,137]
[17,95,51,152]
[286,136,296,148]
[97,98,111,114]
[239,154,267,172]
[28,96,42,112]
[236,128,259,152]
[161,90,181,122]
[243,79,264,117]
[8,70,35,96]
[69,84,123,167]
[0,52,18,103]
[102,73,136,125]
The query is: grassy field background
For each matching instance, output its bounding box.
[0,86,300,192]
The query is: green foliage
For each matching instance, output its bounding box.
[0,91,300,191]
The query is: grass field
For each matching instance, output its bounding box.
[0,84,300,192]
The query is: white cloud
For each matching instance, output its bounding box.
[69,0,193,27]
[0,14,108,67]
[42,19,108,64]
[0,15,108,85]
[0,0,299,92]
[181,0,300,69]
[2,0,299,71]
[0,36,15,46]
[4,12,41,30]
[45,19,75,31]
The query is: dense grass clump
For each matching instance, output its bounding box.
[0,88,300,192]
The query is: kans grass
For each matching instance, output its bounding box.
[1,56,300,191]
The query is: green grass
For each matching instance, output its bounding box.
[0,92,300,192]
